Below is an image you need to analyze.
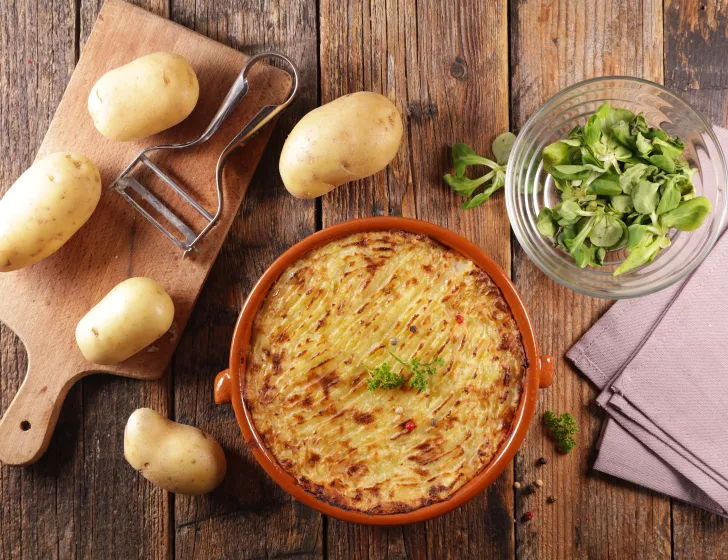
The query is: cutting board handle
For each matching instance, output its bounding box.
[0,354,79,466]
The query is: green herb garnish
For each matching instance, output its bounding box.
[365,361,405,391]
[539,103,711,276]
[365,352,445,393]
[544,411,579,453]
[444,132,517,209]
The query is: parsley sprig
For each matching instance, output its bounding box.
[364,361,404,391]
[365,352,445,393]
[544,411,579,453]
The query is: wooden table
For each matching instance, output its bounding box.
[1,1,726,558]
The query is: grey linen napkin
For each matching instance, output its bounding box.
[566,126,728,518]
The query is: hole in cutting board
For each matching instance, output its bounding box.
[20,420,31,431]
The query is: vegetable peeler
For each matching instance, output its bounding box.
[111,52,300,257]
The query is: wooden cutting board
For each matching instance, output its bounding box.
[0,0,292,466]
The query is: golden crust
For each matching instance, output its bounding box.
[244,231,525,514]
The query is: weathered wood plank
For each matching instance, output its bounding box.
[509,1,671,559]
[167,1,322,558]
[664,2,728,558]
[319,1,513,558]
[4,2,728,559]
[0,1,83,558]
[80,3,175,559]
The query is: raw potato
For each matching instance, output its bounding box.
[124,408,227,495]
[76,278,175,365]
[279,91,403,199]
[88,52,199,142]
[0,152,101,272]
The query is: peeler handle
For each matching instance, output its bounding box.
[217,53,300,164]
[199,52,299,145]
[218,104,283,165]
[197,66,251,144]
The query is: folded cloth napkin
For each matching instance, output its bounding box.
[566,125,728,518]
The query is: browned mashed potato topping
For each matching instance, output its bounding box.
[244,230,526,514]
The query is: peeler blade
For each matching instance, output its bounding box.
[114,177,198,250]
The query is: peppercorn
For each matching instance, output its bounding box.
[430,418,437,427]
[405,420,416,432]
[390,337,398,346]
[395,406,404,415]
[409,325,417,333]
[526,482,538,494]
[546,495,557,504]
[535,479,544,487]
[536,457,548,466]
[455,313,464,324]
[522,511,533,522]
[513,481,521,489]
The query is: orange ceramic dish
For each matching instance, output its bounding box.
[214,217,553,525]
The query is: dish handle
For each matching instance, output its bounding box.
[214,369,232,405]
[538,355,554,388]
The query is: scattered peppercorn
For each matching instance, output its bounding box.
[536,457,548,466]
[535,479,544,487]
[395,406,404,415]
[525,482,538,494]
[513,481,521,489]
[546,495,557,504]
[405,420,416,432]
[455,313,464,324]
[522,511,533,522]
[390,337,398,346]
[430,418,437,427]
[409,325,417,333]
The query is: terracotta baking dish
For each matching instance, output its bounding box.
[214,216,553,525]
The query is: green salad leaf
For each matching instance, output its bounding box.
[444,132,516,210]
[492,131,517,166]
[660,196,712,231]
[451,143,499,176]
[538,103,708,276]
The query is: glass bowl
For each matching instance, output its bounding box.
[506,77,727,299]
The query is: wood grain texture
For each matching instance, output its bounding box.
[319,1,513,558]
[0,0,85,557]
[77,3,174,558]
[665,1,728,558]
[167,1,322,558]
[3,1,728,558]
[509,1,671,559]
[0,0,291,467]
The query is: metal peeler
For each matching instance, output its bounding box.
[112,52,300,257]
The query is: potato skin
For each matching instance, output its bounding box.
[124,408,227,495]
[0,152,101,272]
[76,278,175,365]
[279,91,403,199]
[88,52,199,142]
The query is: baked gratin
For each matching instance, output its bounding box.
[244,230,526,514]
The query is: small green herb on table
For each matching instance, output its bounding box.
[444,132,517,209]
[538,103,711,276]
[544,410,579,453]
